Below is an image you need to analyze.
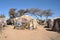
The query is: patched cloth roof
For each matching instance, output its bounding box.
[14,15,35,23]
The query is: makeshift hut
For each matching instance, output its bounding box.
[45,17,60,32]
[14,15,38,30]
[52,18,60,32]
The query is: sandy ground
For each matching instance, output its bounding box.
[0,25,60,40]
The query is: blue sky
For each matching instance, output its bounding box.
[0,0,60,19]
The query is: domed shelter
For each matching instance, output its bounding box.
[14,15,38,30]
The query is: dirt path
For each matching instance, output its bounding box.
[0,25,59,40]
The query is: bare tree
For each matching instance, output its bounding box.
[27,8,43,20]
[28,8,40,13]
[24,9,29,13]
[9,8,16,18]
[36,10,43,20]
[42,9,53,21]
[17,9,26,17]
